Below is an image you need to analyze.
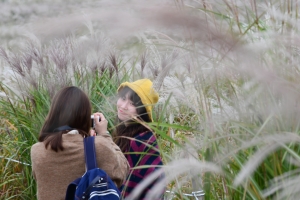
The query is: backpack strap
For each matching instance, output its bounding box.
[65,137,99,200]
[84,136,98,170]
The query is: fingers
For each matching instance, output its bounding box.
[92,112,108,135]
[90,129,96,137]
[93,112,107,124]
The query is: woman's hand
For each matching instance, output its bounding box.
[90,129,97,136]
[92,112,108,136]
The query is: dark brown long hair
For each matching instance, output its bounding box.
[39,86,91,152]
[113,86,151,152]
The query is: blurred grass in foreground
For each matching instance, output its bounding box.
[1,0,300,199]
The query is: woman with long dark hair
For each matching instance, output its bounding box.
[31,86,128,200]
[113,79,164,199]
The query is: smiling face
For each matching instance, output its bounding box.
[117,86,151,123]
[117,92,138,121]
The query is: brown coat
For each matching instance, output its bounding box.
[31,133,129,200]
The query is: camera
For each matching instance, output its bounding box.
[91,115,100,128]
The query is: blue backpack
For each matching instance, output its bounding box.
[65,136,121,200]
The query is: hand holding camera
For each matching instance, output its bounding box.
[90,112,108,136]
[91,115,101,128]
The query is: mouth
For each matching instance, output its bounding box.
[118,109,125,114]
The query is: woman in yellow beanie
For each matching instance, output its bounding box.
[113,79,164,200]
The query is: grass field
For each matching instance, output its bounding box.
[1,0,300,199]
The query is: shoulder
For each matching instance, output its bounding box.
[94,135,122,153]
[31,142,44,154]
[133,131,157,146]
[94,135,114,146]
[134,131,156,141]
[30,142,47,165]
[128,132,157,152]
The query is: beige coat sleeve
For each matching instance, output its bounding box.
[94,134,129,187]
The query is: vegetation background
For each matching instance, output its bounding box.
[1,0,300,199]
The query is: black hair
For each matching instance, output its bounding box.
[113,86,151,152]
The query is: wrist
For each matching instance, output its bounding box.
[97,130,111,136]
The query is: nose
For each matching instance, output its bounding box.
[120,100,129,110]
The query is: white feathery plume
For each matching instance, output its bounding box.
[126,158,221,200]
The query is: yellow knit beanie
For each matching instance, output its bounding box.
[117,79,159,122]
